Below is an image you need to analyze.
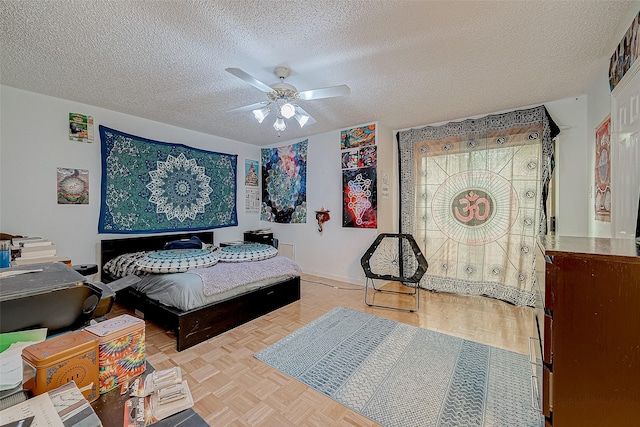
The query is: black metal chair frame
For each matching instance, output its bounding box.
[360,233,429,312]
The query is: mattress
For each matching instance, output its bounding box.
[133,272,295,311]
[103,248,302,312]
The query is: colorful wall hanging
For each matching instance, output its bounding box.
[57,168,89,204]
[69,113,94,143]
[98,126,237,233]
[245,160,259,186]
[595,116,612,222]
[358,145,377,168]
[342,167,377,228]
[609,10,640,91]
[261,140,307,223]
[245,159,260,214]
[341,124,377,228]
[341,150,359,169]
[398,106,559,306]
[340,124,376,150]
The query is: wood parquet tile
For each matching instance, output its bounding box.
[109,274,534,426]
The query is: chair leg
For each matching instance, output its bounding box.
[364,278,420,312]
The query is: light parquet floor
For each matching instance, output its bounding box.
[110,274,535,426]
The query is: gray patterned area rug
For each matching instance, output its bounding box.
[255,306,542,427]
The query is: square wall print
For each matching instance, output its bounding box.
[57,168,89,204]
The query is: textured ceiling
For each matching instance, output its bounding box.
[1,1,636,146]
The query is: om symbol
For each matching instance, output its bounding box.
[452,189,494,226]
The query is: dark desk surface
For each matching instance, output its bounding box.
[91,362,208,427]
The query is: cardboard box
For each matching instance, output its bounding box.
[84,314,146,394]
[22,330,99,402]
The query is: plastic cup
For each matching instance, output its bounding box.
[0,240,10,268]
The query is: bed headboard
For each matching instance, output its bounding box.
[100,231,215,280]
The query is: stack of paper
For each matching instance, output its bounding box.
[127,367,193,426]
[0,329,47,391]
[0,381,101,427]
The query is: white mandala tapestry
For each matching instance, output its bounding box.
[146,153,213,222]
[398,106,559,306]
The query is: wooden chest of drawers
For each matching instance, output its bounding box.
[540,236,640,426]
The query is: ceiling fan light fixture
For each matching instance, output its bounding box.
[280,103,296,119]
[294,111,310,128]
[252,107,270,123]
[226,66,348,134]
[273,116,287,132]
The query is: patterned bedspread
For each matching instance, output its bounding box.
[191,256,302,296]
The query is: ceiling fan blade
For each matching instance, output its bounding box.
[298,84,350,100]
[294,106,316,127]
[225,68,274,93]
[229,101,270,113]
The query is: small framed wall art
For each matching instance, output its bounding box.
[57,168,89,204]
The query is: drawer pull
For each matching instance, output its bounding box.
[266,291,274,296]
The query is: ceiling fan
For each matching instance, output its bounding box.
[226,66,350,133]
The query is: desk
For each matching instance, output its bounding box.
[91,362,207,427]
[0,262,101,335]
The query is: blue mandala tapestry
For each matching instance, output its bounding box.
[99,126,237,234]
[261,140,307,223]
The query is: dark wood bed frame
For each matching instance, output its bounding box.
[100,231,301,352]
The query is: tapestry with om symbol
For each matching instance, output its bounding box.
[397,106,559,306]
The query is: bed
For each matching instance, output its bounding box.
[100,232,301,351]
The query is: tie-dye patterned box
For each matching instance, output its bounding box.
[84,314,145,394]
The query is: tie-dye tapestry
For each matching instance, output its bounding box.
[397,106,559,306]
[261,140,307,223]
[99,126,237,233]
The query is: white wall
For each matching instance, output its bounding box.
[586,66,615,238]
[584,4,640,238]
[0,86,393,286]
[260,122,395,285]
[0,85,261,269]
[545,96,590,237]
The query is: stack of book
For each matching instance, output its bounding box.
[12,237,63,266]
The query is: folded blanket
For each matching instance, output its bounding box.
[191,256,302,296]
